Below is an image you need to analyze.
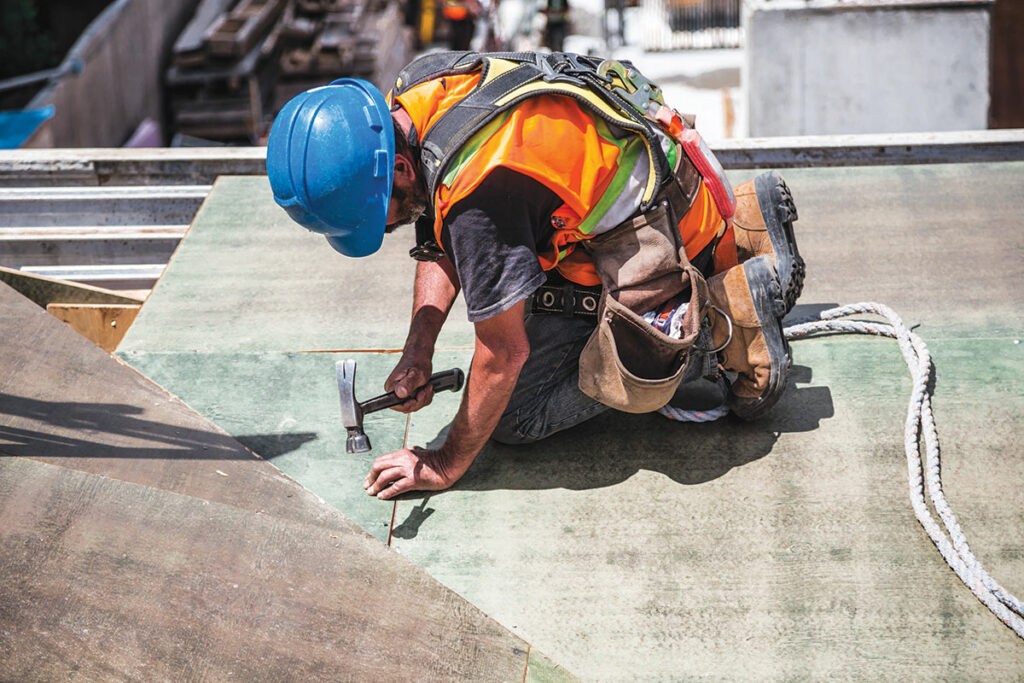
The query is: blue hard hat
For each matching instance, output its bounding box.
[266,78,395,257]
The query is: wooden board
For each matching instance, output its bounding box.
[0,265,143,308]
[0,458,538,682]
[46,302,140,352]
[0,282,567,679]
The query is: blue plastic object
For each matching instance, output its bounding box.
[266,78,395,257]
[0,106,54,149]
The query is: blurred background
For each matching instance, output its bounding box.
[1,0,1020,150]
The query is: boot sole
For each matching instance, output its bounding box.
[754,171,805,314]
[728,256,791,420]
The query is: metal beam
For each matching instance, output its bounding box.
[713,129,1024,169]
[0,130,1022,186]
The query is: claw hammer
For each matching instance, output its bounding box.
[335,359,465,453]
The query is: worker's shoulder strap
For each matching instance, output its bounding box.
[394,51,670,208]
[394,50,537,92]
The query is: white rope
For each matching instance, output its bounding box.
[784,303,1024,639]
[657,403,729,423]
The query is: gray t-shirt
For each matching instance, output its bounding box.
[440,167,563,322]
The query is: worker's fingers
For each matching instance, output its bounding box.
[364,465,404,497]
[384,366,409,394]
[375,477,414,500]
[363,447,450,499]
[393,370,430,400]
[364,451,405,486]
[414,384,435,406]
[386,358,432,398]
[390,384,434,413]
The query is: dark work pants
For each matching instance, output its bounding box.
[491,310,609,444]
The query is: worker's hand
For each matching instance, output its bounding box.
[385,354,434,413]
[363,446,467,500]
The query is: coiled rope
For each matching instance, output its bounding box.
[785,302,1024,639]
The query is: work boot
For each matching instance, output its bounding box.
[732,170,805,314]
[706,255,791,420]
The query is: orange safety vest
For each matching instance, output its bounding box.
[392,62,731,286]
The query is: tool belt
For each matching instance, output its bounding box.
[530,281,600,318]
[577,161,711,413]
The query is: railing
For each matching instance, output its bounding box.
[2,129,1023,293]
[639,0,742,51]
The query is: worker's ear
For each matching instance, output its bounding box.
[394,151,416,184]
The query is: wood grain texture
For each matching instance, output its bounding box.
[0,282,552,681]
[0,458,533,682]
[46,302,140,352]
[0,265,143,307]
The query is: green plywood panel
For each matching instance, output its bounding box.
[118,350,412,542]
[525,649,579,683]
[122,164,1024,356]
[731,162,1024,337]
[392,338,1023,678]
[116,162,1024,678]
[118,176,474,354]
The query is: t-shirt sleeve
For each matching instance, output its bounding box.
[441,167,562,322]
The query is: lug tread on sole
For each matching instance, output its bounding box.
[763,172,805,315]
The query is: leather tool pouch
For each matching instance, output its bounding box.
[578,190,709,413]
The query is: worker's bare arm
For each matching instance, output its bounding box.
[365,300,531,499]
[386,257,461,412]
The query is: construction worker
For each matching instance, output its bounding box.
[441,0,482,50]
[542,0,571,52]
[266,52,805,500]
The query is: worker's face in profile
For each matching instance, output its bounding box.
[385,153,428,232]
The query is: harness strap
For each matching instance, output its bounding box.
[395,51,475,93]
[395,51,540,94]
[418,62,546,195]
[398,51,674,209]
[659,155,701,231]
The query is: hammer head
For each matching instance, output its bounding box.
[336,359,372,453]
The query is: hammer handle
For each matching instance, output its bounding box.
[359,368,465,415]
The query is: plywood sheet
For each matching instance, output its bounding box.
[118,350,410,542]
[732,162,1024,337]
[47,302,140,351]
[113,163,1024,677]
[117,175,474,354]
[0,457,535,682]
[394,340,1023,679]
[0,282,558,680]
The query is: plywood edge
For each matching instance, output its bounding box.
[45,302,141,352]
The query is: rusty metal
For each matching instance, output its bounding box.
[205,0,288,58]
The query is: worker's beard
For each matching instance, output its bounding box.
[386,178,429,233]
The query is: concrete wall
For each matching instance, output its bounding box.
[27,0,199,148]
[745,1,992,137]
